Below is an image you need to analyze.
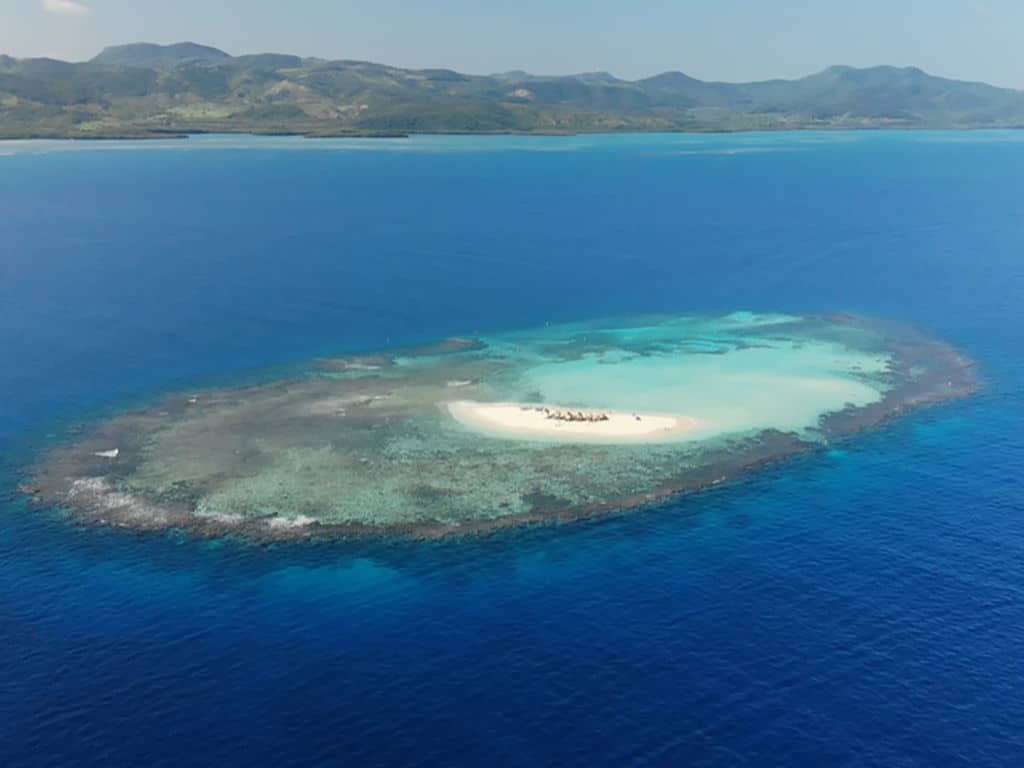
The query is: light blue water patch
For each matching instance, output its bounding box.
[488,315,890,440]
[521,342,887,438]
[3,129,1019,161]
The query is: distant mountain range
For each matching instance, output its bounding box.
[2,42,1024,139]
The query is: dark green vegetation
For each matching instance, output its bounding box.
[3,41,1024,139]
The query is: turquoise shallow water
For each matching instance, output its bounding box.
[1,131,1022,767]
[513,328,888,439]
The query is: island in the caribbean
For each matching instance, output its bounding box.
[23,313,977,539]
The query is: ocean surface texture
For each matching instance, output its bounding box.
[1,132,1022,767]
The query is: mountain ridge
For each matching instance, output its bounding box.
[2,41,1023,139]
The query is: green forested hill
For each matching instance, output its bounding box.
[2,42,1023,139]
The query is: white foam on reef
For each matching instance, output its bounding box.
[202,512,245,525]
[67,477,171,527]
[266,515,317,530]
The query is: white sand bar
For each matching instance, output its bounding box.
[448,401,701,443]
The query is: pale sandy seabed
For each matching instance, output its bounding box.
[447,402,698,442]
[23,313,977,539]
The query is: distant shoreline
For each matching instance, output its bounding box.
[2,125,1022,143]
[6,44,1024,140]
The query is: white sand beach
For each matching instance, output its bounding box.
[447,400,701,443]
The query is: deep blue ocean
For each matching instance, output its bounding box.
[1,132,1022,767]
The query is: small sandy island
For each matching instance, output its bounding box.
[447,400,701,443]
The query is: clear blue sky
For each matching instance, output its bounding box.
[5,0,1024,86]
